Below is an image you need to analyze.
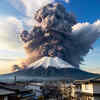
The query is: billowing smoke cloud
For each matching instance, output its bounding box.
[8,0,69,17]
[8,0,69,28]
[72,21,100,51]
[20,3,100,68]
[8,0,55,28]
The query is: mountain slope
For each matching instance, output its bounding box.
[29,57,74,69]
[0,57,99,83]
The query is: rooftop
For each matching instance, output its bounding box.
[0,88,15,96]
[74,76,100,84]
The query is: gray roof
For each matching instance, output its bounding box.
[0,83,32,92]
[74,76,100,84]
[0,89,15,96]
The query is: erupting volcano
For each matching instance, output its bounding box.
[0,2,100,82]
[20,3,100,68]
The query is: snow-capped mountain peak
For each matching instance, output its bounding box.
[29,56,74,69]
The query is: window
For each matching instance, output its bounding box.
[85,83,88,90]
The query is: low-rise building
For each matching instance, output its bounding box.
[0,82,34,100]
[0,88,15,100]
[74,77,100,100]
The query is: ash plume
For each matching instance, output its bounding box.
[20,3,100,68]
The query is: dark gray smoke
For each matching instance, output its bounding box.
[20,3,100,68]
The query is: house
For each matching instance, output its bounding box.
[0,88,15,100]
[0,82,34,100]
[74,77,100,100]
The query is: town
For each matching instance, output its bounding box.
[0,76,100,100]
[0,1,100,100]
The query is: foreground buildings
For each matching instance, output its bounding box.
[0,82,33,100]
[0,76,100,100]
[74,77,100,100]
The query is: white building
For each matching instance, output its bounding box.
[74,77,100,100]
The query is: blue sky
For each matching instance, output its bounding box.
[0,0,100,74]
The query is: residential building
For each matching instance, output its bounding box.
[74,77,100,100]
[0,82,34,100]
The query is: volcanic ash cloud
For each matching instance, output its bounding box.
[20,3,100,68]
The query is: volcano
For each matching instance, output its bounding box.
[29,57,74,69]
[0,57,99,83]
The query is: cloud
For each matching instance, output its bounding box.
[65,0,69,3]
[72,20,100,69]
[21,0,54,17]
[7,0,70,29]
[23,0,70,16]
[0,16,23,50]
[8,0,70,28]
[7,0,26,16]
[61,0,70,3]
[8,0,54,17]
[72,20,100,46]
[0,58,16,61]
[0,58,23,74]
[72,20,100,34]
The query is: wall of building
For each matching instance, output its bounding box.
[93,83,100,94]
[0,96,8,100]
[81,83,93,93]
[94,96,100,100]
[4,96,8,100]
[76,83,100,100]
[0,96,4,100]
[81,95,93,100]
[81,82,100,94]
